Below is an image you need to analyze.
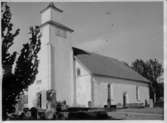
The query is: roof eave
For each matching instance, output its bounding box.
[40,20,74,32]
[92,73,150,84]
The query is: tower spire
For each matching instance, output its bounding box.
[49,2,54,6]
[40,2,63,14]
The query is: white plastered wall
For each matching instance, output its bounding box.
[75,59,92,107]
[28,7,74,107]
[93,76,150,107]
[28,25,51,108]
[50,25,74,106]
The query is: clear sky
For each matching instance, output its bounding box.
[8,2,163,65]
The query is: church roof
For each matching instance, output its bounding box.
[74,48,150,83]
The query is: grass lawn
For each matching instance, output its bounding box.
[108,107,164,120]
[117,107,164,114]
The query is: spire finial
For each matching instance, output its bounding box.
[49,2,55,7]
[40,2,63,13]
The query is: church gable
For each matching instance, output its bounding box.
[75,58,92,107]
[75,57,91,77]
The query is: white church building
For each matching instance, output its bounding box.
[28,3,150,109]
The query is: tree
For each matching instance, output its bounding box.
[131,58,163,103]
[157,83,164,99]
[2,3,41,120]
[14,26,41,92]
[1,2,20,120]
[1,2,19,78]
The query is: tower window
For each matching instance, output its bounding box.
[56,28,67,38]
[36,80,41,84]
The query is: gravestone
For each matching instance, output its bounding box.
[149,99,153,108]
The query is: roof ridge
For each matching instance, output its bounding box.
[74,48,130,67]
[90,52,123,64]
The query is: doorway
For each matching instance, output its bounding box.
[123,92,127,108]
[37,92,42,108]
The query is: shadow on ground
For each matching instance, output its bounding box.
[68,111,120,120]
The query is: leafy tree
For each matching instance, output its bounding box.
[14,26,41,91]
[1,2,20,120]
[131,58,163,103]
[157,83,164,98]
[1,3,41,120]
[1,2,20,77]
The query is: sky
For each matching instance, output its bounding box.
[8,2,163,65]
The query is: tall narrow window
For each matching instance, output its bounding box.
[111,83,114,100]
[107,84,111,106]
[77,68,81,76]
[136,86,139,100]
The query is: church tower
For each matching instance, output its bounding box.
[28,3,74,108]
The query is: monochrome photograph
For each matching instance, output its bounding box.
[1,1,165,120]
